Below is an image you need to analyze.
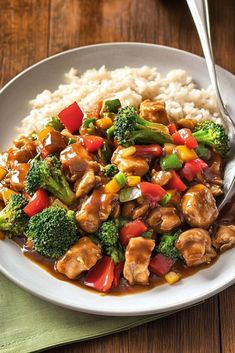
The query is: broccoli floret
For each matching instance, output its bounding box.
[193,120,229,156]
[95,219,124,263]
[113,106,172,147]
[0,194,29,236]
[158,229,182,261]
[25,156,75,205]
[26,206,78,259]
[101,164,119,177]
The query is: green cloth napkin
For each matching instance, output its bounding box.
[0,273,198,353]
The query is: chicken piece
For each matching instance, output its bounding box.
[132,203,149,220]
[181,184,219,228]
[56,237,102,279]
[139,100,170,125]
[8,163,29,191]
[41,130,67,154]
[74,169,101,198]
[76,187,116,233]
[213,224,235,252]
[176,228,217,266]
[146,206,181,233]
[122,201,136,218]
[177,118,198,130]
[123,237,155,285]
[7,142,37,166]
[111,146,149,176]
[151,170,172,186]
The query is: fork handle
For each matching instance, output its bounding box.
[186,0,228,118]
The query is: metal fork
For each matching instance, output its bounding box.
[186,0,235,209]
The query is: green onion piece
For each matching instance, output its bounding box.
[104,99,121,113]
[160,192,172,206]
[30,132,38,141]
[99,142,114,163]
[142,230,153,239]
[114,172,126,187]
[119,187,142,203]
[160,154,182,171]
[47,116,64,131]
[107,125,115,139]
[195,144,209,159]
[83,118,96,128]
[68,137,77,145]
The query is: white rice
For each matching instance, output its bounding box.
[18,66,222,135]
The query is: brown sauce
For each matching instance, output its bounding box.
[11,189,235,296]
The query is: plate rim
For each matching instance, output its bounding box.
[0,42,235,316]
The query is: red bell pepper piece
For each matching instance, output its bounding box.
[180,158,208,181]
[168,123,177,135]
[112,262,124,288]
[58,102,84,133]
[149,254,175,277]
[172,128,198,149]
[83,135,104,152]
[84,256,115,292]
[134,145,162,157]
[119,219,147,246]
[139,182,167,204]
[167,171,187,192]
[23,189,49,217]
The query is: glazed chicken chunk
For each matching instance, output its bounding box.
[56,237,102,279]
[139,100,170,125]
[213,224,235,252]
[146,206,181,233]
[111,146,149,176]
[181,184,218,228]
[176,228,217,267]
[123,237,155,285]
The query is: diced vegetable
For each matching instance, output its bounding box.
[58,102,84,133]
[160,154,182,171]
[166,189,181,205]
[160,192,172,206]
[99,142,114,163]
[119,187,142,202]
[180,158,208,181]
[165,271,181,284]
[23,189,49,217]
[0,166,7,181]
[119,146,136,157]
[119,219,148,246]
[107,125,115,139]
[68,137,77,145]
[175,145,198,162]
[172,128,198,149]
[112,262,124,288]
[83,135,104,152]
[168,123,177,135]
[114,172,126,187]
[96,117,113,130]
[139,182,167,204]
[163,143,175,155]
[47,116,64,132]
[134,145,162,157]
[126,176,141,187]
[83,118,96,128]
[105,179,121,193]
[102,99,121,113]
[84,256,115,292]
[97,100,103,116]
[37,126,55,143]
[149,253,175,277]
[195,144,209,159]
[167,171,187,192]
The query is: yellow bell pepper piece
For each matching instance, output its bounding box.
[176,145,197,162]
[105,179,121,193]
[0,166,7,181]
[119,146,136,157]
[165,271,181,285]
[1,188,18,204]
[126,176,141,187]
[37,126,54,142]
[96,117,113,130]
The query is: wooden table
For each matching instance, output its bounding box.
[1,1,235,352]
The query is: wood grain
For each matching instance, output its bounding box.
[0,0,235,353]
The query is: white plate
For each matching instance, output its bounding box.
[0,43,235,316]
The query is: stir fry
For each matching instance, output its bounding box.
[0,98,233,293]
